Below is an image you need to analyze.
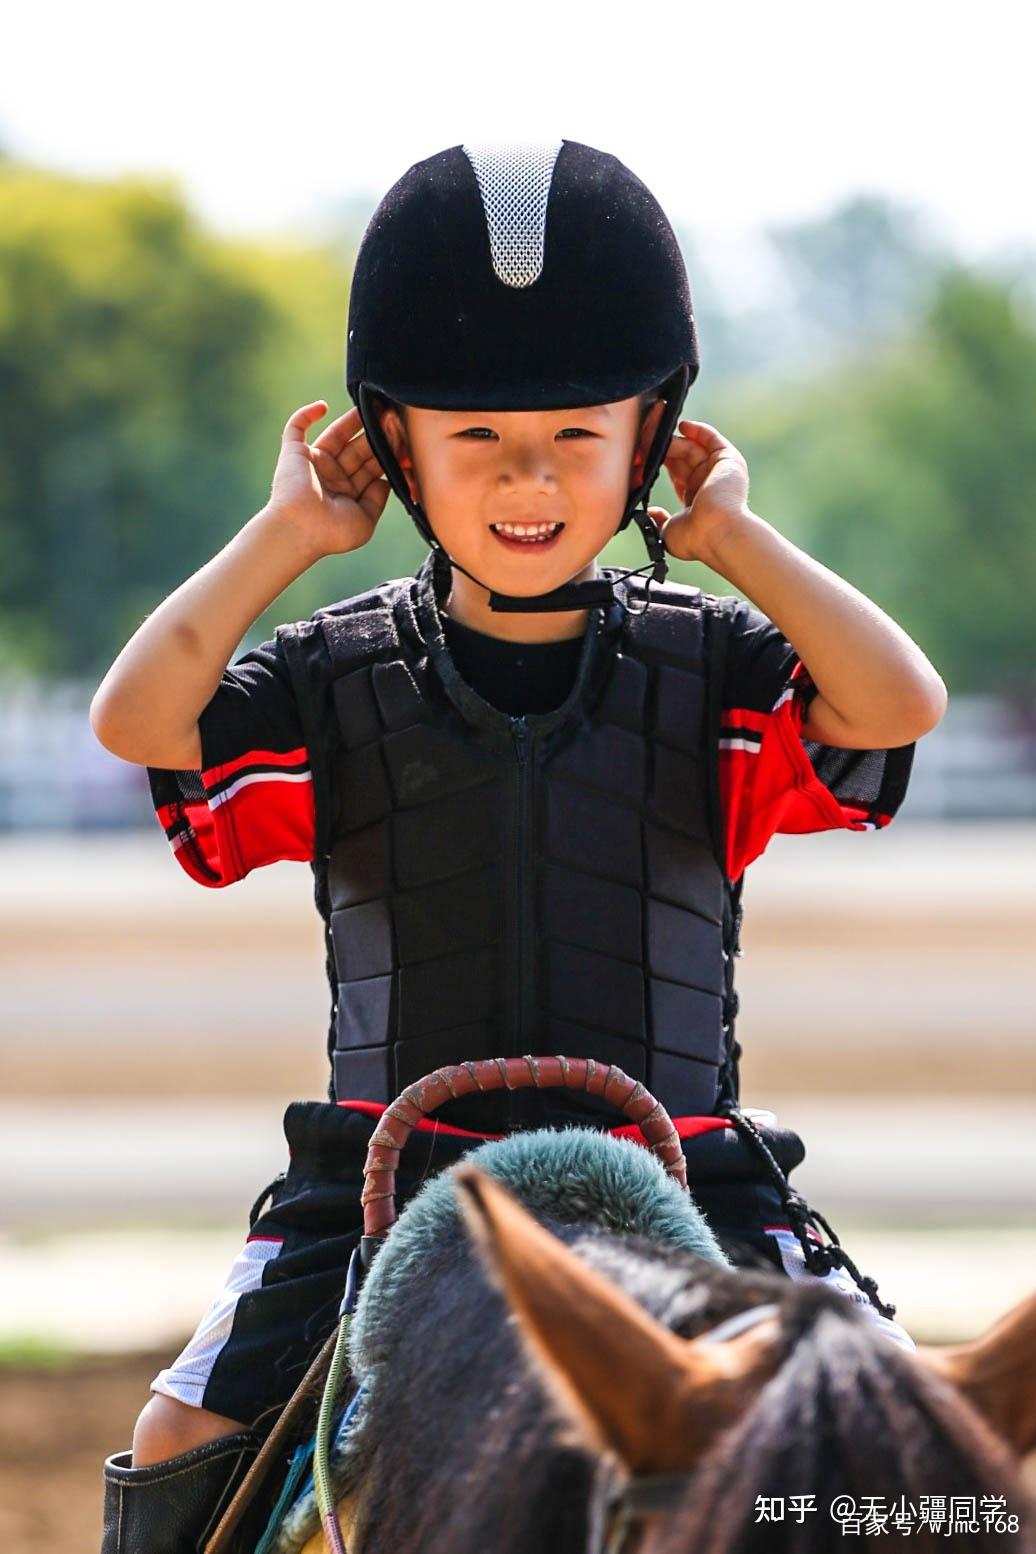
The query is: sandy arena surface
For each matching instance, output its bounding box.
[2,827,1033,1550]
[0,1350,165,1554]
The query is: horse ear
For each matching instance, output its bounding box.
[915,1291,1036,1456]
[454,1164,780,1475]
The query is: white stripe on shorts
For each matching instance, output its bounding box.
[150,1235,284,1409]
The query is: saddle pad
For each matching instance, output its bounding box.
[349,1124,728,1380]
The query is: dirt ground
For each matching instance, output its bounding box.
[0,1349,165,1554]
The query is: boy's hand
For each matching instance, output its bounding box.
[267,402,392,559]
[648,419,751,569]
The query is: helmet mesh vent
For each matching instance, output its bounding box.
[461,140,564,288]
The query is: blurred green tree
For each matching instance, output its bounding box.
[767,192,948,356]
[703,264,1036,695]
[0,166,425,678]
[1,166,1033,697]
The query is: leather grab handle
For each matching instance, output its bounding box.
[361,1055,687,1237]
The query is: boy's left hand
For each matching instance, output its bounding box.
[649,420,751,567]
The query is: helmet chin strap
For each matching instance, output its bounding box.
[422,498,667,615]
[356,375,682,617]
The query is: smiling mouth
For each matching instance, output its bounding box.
[489,521,565,550]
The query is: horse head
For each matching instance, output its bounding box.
[456,1164,1036,1554]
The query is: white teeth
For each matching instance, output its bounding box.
[492,521,562,541]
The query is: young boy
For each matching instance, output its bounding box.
[90,140,945,1552]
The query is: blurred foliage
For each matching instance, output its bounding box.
[0,163,1033,693]
[0,1334,80,1369]
[0,165,360,676]
[705,265,1036,695]
[767,192,949,356]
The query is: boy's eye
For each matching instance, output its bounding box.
[456,427,594,440]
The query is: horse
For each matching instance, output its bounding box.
[205,1059,1036,1554]
[454,1164,1036,1554]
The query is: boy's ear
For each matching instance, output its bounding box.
[630,399,667,490]
[377,401,420,504]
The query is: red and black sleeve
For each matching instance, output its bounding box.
[147,634,315,887]
[718,597,915,881]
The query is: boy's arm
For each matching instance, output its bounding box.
[146,630,316,888]
[658,419,947,750]
[704,512,946,749]
[90,506,322,769]
[718,599,916,880]
[89,401,389,770]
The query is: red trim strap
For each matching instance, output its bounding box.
[336,1098,731,1145]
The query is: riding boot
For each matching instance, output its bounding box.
[100,1430,261,1554]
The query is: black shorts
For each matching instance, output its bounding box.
[148,1100,804,1429]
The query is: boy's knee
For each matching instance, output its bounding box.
[132,1391,249,1466]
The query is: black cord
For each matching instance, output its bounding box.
[725,1108,897,1321]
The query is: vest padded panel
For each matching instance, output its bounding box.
[278,554,742,1132]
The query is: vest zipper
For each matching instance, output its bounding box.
[510,716,533,1063]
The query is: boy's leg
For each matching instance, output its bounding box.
[131,1394,250,1465]
[99,1154,329,1554]
[101,1099,476,1552]
[693,1175,795,1273]
[682,1113,807,1275]
[99,1219,285,1554]
[100,1212,340,1554]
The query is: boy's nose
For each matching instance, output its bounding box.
[498,444,559,486]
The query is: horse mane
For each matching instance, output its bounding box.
[657,1292,1036,1554]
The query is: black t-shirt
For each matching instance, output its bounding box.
[440,611,584,715]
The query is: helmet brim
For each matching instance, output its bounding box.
[351,361,696,413]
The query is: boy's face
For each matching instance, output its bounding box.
[379,394,666,638]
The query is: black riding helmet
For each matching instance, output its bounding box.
[345,139,700,613]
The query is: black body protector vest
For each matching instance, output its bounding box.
[279,553,745,1135]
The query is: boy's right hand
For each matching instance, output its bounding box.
[267,402,392,559]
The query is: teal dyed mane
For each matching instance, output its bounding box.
[349,1125,728,1380]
